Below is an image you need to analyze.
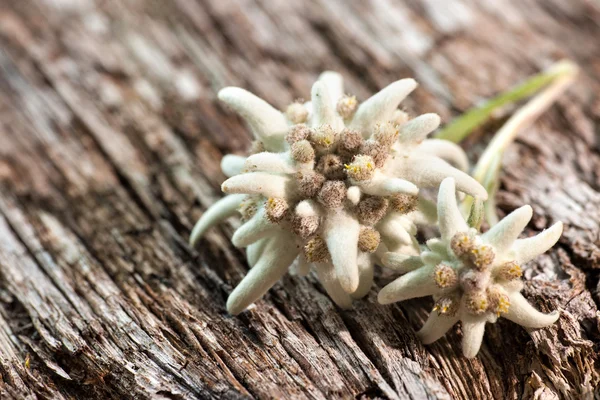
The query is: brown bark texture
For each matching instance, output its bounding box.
[0,0,598,399]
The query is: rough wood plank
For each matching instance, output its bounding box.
[0,0,598,399]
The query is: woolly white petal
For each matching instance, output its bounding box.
[381,252,424,273]
[350,79,417,136]
[324,209,360,293]
[437,178,469,241]
[357,171,419,197]
[397,113,441,144]
[409,197,437,226]
[247,238,269,268]
[315,262,353,309]
[291,254,311,277]
[378,265,438,304]
[417,313,459,344]
[226,233,298,315]
[482,205,532,253]
[421,251,443,265]
[351,253,374,299]
[222,173,291,198]
[417,139,469,171]
[461,319,486,358]
[394,155,488,199]
[189,194,245,247]
[244,152,297,174]
[231,207,276,247]
[218,87,288,151]
[295,199,320,218]
[504,292,559,328]
[318,71,344,105]
[512,222,563,264]
[221,155,247,177]
[311,81,343,129]
[378,214,414,252]
[425,238,449,256]
[346,186,361,205]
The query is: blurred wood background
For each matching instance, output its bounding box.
[0,0,598,399]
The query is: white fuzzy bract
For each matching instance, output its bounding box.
[379,177,562,358]
[190,72,487,315]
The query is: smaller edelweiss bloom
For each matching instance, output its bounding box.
[378,177,563,358]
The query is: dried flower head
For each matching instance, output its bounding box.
[285,102,309,124]
[304,236,329,263]
[316,154,345,180]
[345,155,376,181]
[358,226,381,253]
[373,122,399,148]
[338,129,364,158]
[379,178,563,358]
[389,193,418,214]
[291,140,315,163]
[190,72,486,315]
[286,124,313,144]
[337,95,358,119]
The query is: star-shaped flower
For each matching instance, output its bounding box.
[190,72,487,315]
[379,177,562,357]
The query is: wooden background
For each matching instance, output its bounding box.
[0,0,598,399]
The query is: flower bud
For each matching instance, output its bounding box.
[285,102,308,124]
[336,95,358,119]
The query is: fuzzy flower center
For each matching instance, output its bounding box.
[240,99,419,264]
[432,231,524,317]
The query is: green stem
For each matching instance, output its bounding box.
[458,60,579,224]
[435,60,579,143]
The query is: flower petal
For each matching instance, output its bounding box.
[218,87,288,151]
[397,113,441,144]
[381,252,424,273]
[512,222,563,264]
[324,209,360,293]
[393,155,488,200]
[311,81,343,129]
[350,79,417,136]
[351,253,374,299]
[244,152,297,174]
[290,254,311,277]
[482,205,532,253]
[222,172,292,198]
[504,292,559,328]
[318,71,344,105]
[226,233,298,315]
[232,206,277,247]
[410,196,438,225]
[417,139,469,171]
[247,238,269,267]
[417,312,459,344]
[315,262,353,309]
[378,214,415,252]
[358,172,419,197]
[437,178,468,241]
[461,319,486,358]
[189,194,245,247]
[221,155,247,177]
[377,265,438,304]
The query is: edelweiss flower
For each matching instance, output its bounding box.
[379,177,562,358]
[190,72,487,315]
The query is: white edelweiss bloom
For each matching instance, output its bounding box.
[190,72,487,315]
[379,177,563,358]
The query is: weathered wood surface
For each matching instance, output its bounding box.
[0,0,598,399]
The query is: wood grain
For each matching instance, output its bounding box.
[0,0,598,399]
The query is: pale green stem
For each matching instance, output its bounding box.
[436,60,579,143]
[461,60,579,224]
[471,60,578,183]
